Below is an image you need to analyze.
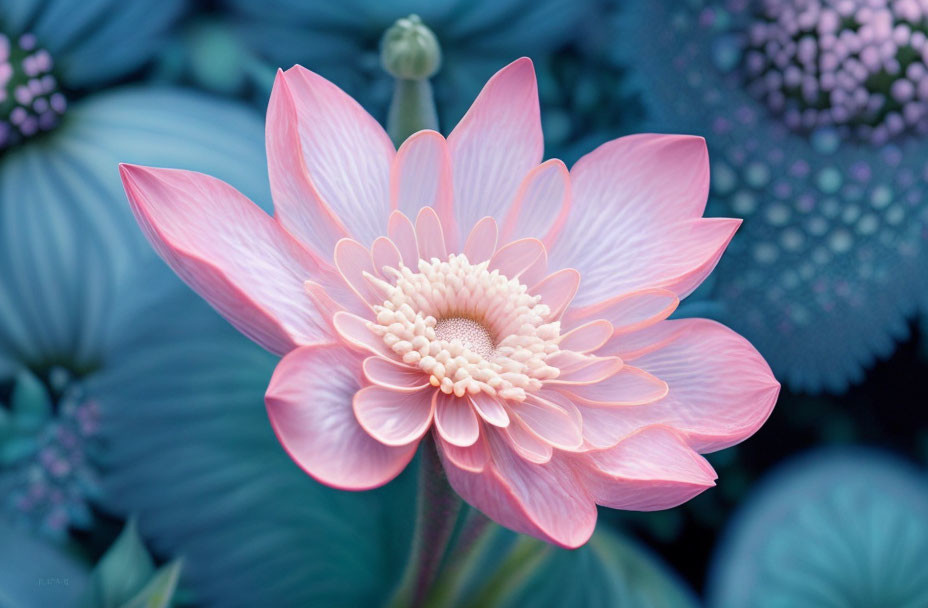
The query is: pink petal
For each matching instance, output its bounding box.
[332,311,394,359]
[265,345,416,490]
[462,216,499,263]
[547,356,624,385]
[509,395,583,450]
[334,238,381,308]
[501,418,553,464]
[468,392,510,428]
[387,211,419,268]
[440,430,597,548]
[435,429,490,473]
[558,320,614,353]
[279,65,394,246]
[550,132,738,306]
[573,426,717,510]
[610,319,780,452]
[566,288,679,333]
[120,164,335,356]
[362,356,429,392]
[303,280,345,332]
[353,385,434,446]
[266,70,349,260]
[488,238,545,280]
[415,206,447,261]
[557,365,668,406]
[434,392,480,447]
[370,236,402,278]
[448,58,543,241]
[501,159,571,247]
[391,130,456,249]
[531,268,580,321]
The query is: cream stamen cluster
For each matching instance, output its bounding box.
[368,253,561,400]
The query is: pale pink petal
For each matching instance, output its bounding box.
[280,65,394,246]
[468,392,509,428]
[501,418,553,464]
[440,430,597,549]
[391,130,456,248]
[531,268,580,321]
[362,356,429,391]
[266,70,349,260]
[265,345,416,490]
[434,392,480,447]
[303,280,345,332]
[415,206,447,261]
[436,429,490,473]
[388,211,419,268]
[558,320,614,353]
[594,320,683,361]
[462,217,499,263]
[120,164,335,356]
[334,238,381,308]
[546,350,589,369]
[370,237,403,277]
[612,319,780,452]
[353,385,434,446]
[501,159,571,247]
[448,58,543,240]
[557,365,668,406]
[566,288,679,333]
[573,426,717,510]
[332,311,394,359]
[550,133,736,305]
[547,356,623,385]
[509,395,583,450]
[488,238,545,280]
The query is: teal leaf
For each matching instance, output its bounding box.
[121,560,182,608]
[81,518,156,608]
[434,523,698,608]
[0,519,90,607]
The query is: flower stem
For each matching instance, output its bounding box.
[389,436,462,608]
[387,78,439,146]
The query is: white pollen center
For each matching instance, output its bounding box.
[367,253,562,400]
[433,317,495,359]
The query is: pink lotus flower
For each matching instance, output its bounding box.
[119,58,779,548]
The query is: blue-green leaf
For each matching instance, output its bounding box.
[80,518,156,608]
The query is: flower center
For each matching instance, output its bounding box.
[433,317,495,359]
[1,31,66,153]
[369,254,561,400]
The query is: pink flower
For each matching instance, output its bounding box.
[119,58,779,548]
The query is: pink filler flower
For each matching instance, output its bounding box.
[119,59,779,548]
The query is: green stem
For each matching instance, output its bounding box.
[388,437,462,608]
[387,78,439,147]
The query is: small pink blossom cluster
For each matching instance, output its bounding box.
[0,32,66,149]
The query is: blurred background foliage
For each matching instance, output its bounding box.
[1,0,927,606]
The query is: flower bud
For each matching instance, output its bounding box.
[380,15,441,80]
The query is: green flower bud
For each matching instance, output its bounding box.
[380,15,441,81]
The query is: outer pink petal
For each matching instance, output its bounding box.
[448,58,543,241]
[599,319,780,452]
[500,159,571,247]
[353,385,434,446]
[572,425,717,510]
[265,345,416,490]
[434,392,480,447]
[440,430,597,549]
[120,164,334,356]
[280,65,395,246]
[391,130,456,248]
[266,70,349,260]
[550,133,736,305]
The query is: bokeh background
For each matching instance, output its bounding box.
[1,0,927,606]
